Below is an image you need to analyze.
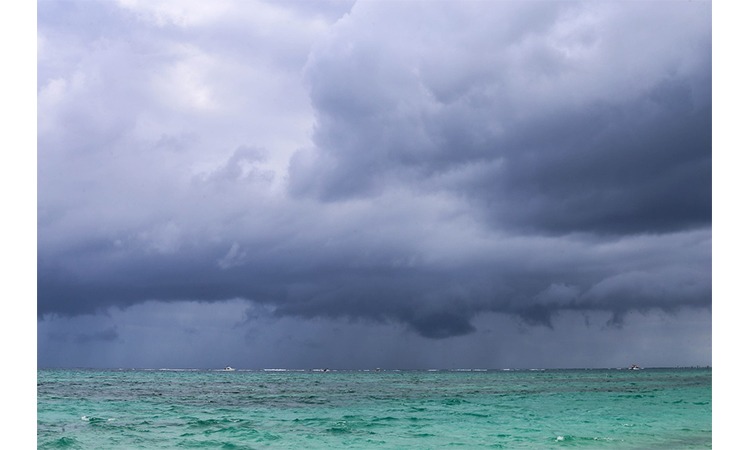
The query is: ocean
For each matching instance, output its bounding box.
[37,367,711,449]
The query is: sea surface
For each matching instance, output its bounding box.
[37,367,711,449]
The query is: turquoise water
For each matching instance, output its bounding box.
[38,368,711,449]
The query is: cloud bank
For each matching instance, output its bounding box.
[38,0,711,366]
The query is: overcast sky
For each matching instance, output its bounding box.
[36,0,712,369]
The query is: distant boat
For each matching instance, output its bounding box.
[629,364,642,370]
[224,366,236,371]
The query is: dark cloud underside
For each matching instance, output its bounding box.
[38,0,711,347]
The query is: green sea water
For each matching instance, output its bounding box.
[37,368,711,449]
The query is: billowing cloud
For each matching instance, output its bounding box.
[38,0,711,367]
[290,0,710,235]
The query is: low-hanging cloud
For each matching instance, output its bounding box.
[38,0,711,343]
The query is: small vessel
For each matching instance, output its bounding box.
[628,364,642,370]
[224,366,236,371]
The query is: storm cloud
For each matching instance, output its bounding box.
[38,0,711,367]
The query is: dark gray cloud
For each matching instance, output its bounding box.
[38,0,711,367]
[38,219,711,339]
[290,0,711,235]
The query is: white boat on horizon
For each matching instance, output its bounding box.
[224,366,236,371]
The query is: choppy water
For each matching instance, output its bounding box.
[38,368,711,449]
